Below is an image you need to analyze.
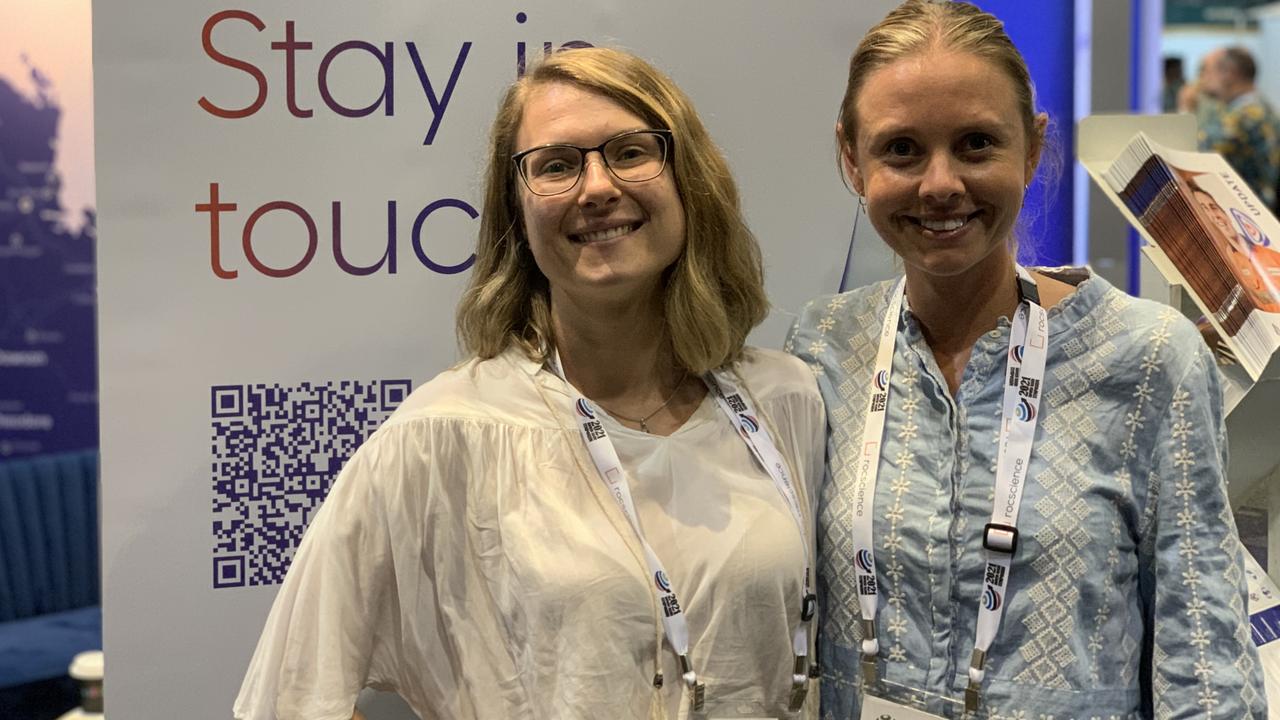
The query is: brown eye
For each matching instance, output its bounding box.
[886,139,914,156]
[963,134,995,152]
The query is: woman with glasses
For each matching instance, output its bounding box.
[235,47,823,720]
[787,1,1265,718]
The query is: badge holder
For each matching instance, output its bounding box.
[860,677,972,720]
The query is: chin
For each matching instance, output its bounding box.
[906,241,1010,279]
[905,253,986,279]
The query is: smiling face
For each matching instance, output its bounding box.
[1193,188,1240,250]
[843,50,1043,283]
[515,82,686,308]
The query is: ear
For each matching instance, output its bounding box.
[1025,112,1049,182]
[836,121,865,196]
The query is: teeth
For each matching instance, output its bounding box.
[920,218,966,232]
[578,224,635,243]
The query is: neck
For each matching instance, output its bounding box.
[550,285,678,401]
[1224,83,1254,104]
[905,251,1020,356]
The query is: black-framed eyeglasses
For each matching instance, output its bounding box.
[512,129,673,197]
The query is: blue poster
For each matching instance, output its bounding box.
[0,63,97,458]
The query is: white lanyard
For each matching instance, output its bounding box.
[550,353,816,712]
[850,269,1048,713]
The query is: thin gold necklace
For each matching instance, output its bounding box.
[594,370,690,433]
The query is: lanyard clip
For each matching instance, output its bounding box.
[860,655,878,687]
[690,681,706,711]
[801,593,817,622]
[679,655,705,711]
[788,656,810,711]
[965,649,987,714]
[964,682,981,714]
[1016,274,1040,305]
[982,522,1019,555]
[859,619,879,686]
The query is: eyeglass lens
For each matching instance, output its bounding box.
[519,132,668,196]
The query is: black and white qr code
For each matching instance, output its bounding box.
[210,379,412,589]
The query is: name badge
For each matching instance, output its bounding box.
[860,694,947,720]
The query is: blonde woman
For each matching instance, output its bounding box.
[788,1,1266,717]
[235,47,823,719]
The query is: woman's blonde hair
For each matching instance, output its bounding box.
[456,47,767,374]
[838,0,1038,150]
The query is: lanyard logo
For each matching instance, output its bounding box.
[575,398,596,419]
[738,414,759,434]
[1010,345,1025,364]
[856,549,875,573]
[1015,397,1036,422]
[655,570,672,593]
[983,585,1002,611]
[873,369,889,392]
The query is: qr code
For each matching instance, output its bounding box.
[210,379,412,589]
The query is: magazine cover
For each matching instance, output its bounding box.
[1102,132,1280,380]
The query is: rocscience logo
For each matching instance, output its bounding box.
[1015,397,1036,422]
[873,369,889,392]
[983,584,1002,611]
[856,549,875,573]
[655,570,672,593]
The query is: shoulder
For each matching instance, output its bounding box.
[787,279,898,360]
[733,346,821,406]
[793,280,896,330]
[1048,269,1212,388]
[378,350,551,434]
[732,348,826,464]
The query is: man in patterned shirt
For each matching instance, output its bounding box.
[1179,46,1280,211]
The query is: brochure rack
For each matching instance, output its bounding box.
[1078,114,1280,539]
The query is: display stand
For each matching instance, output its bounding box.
[1078,113,1280,583]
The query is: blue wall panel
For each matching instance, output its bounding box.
[974,0,1076,267]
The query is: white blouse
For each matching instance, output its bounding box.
[233,347,825,720]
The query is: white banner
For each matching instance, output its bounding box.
[94,2,898,715]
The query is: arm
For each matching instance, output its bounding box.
[1142,344,1267,718]
[232,440,394,720]
[233,427,438,720]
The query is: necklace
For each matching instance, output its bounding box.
[593,370,689,433]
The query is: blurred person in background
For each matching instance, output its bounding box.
[1161,56,1185,113]
[1178,46,1280,212]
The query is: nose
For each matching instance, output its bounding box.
[577,151,622,208]
[919,151,964,205]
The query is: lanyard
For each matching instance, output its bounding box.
[850,268,1048,714]
[550,352,816,712]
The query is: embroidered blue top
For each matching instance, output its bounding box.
[786,269,1267,719]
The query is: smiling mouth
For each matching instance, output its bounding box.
[908,211,981,235]
[570,222,643,244]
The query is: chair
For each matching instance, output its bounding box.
[0,450,101,693]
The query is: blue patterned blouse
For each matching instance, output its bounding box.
[786,269,1266,719]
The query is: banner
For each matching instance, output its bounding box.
[0,2,97,459]
[94,1,900,715]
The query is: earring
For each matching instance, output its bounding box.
[858,194,867,211]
